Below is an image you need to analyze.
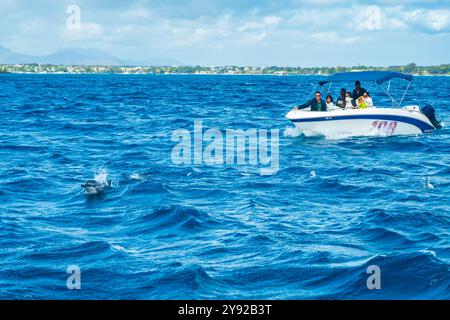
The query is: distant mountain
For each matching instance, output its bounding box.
[0,45,183,66]
[0,45,31,64]
[35,48,125,66]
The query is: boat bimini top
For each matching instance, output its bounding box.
[317,71,415,107]
[318,71,413,86]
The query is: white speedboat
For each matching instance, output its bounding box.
[286,71,441,138]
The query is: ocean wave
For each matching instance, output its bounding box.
[125,205,220,235]
[150,265,229,299]
[331,252,450,299]
[0,74,448,299]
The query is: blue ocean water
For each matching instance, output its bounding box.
[0,74,449,299]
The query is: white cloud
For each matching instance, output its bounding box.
[238,15,281,32]
[236,15,281,43]
[405,9,450,32]
[309,31,358,45]
[60,22,104,41]
[1,1,449,65]
[170,27,210,47]
[263,16,281,27]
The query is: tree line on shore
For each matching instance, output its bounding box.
[0,63,449,75]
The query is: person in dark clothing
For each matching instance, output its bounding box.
[296,91,327,112]
[336,88,348,109]
[352,80,367,100]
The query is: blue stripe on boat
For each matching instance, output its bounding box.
[290,114,435,132]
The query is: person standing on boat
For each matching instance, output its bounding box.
[352,80,367,100]
[296,91,327,112]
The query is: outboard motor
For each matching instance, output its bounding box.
[421,105,442,129]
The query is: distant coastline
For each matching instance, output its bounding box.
[1,63,449,76]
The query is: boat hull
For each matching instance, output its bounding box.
[285,107,435,138]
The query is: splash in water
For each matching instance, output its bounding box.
[283,126,302,138]
[425,176,435,189]
[82,168,112,195]
[94,168,109,184]
[130,173,144,181]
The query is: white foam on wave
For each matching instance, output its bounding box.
[130,173,144,181]
[283,127,357,140]
[419,249,437,257]
[110,243,140,255]
[425,176,435,189]
[323,132,355,140]
[322,131,379,140]
[283,126,302,138]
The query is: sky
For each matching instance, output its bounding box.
[1,0,450,66]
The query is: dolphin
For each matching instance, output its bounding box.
[82,179,112,195]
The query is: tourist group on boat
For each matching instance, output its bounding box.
[296,80,374,112]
